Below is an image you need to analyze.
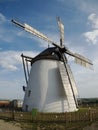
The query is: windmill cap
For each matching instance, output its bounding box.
[31,47,63,65]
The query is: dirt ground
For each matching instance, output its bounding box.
[0,119,98,130]
[83,122,98,130]
[0,120,22,130]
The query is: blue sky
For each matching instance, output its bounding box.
[0,0,98,99]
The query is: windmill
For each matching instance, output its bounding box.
[11,18,93,112]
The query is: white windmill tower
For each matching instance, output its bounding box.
[11,18,93,112]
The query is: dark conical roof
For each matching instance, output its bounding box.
[31,47,63,64]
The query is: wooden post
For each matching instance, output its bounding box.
[89,109,93,122]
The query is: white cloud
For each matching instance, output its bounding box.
[77,0,98,14]
[0,12,15,43]
[84,30,98,44]
[0,50,38,71]
[88,13,98,29]
[83,13,98,44]
[0,13,6,24]
[0,51,21,71]
[0,50,39,99]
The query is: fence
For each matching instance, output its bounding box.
[0,109,98,123]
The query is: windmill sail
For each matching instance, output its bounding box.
[57,17,64,45]
[24,23,53,44]
[66,64,78,96]
[74,53,93,69]
[11,19,93,70]
[11,19,62,49]
[58,62,78,110]
[66,50,93,69]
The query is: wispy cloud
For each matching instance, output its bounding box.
[0,12,15,43]
[77,0,98,14]
[0,13,6,23]
[88,13,98,29]
[84,30,98,44]
[0,50,38,71]
[83,13,98,44]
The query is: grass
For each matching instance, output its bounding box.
[78,107,89,112]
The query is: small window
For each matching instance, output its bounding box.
[28,90,31,97]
